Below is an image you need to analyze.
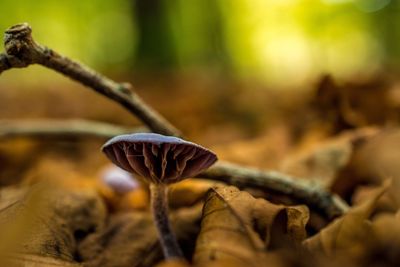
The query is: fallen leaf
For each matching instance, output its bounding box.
[169,179,220,208]
[312,75,396,131]
[4,254,82,267]
[352,184,397,214]
[155,259,190,267]
[363,210,400,266]
[211,124,291,169]
[78,204,202,267]
[0,183,106,266]
[303,180,390,257]
[332,129,400,205]
[0,139,39,186]
[194,186,309,267]
[281,127,378,188]
[114,188,149,211]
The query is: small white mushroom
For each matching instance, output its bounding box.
[101,165,139,194]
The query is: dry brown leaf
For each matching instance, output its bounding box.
[0,184,106,266]
[79,205,202,267]
[22,157,99,190]
[0,139,39,186]
[303,180,390,257]
[97,180,149,212]
[21,159,150,213]
[360,211,400,266]
[156,257,252,267]
[328,209,400,266]
[114,188,149,211]
[253,201,309,249]
[4,254,82,267]
[211,125,291,169]
[194,186,309,267]
[169,179,220,208]
[155,259,191,267]
[332,129,400,205]
[312,75,397,131]
[101,178,218,212]
[281,127,378,188]
[352,184,397,214]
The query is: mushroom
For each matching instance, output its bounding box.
[101,165,139,194]
[101,133,217,259]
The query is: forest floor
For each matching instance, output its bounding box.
[0,70,400,267]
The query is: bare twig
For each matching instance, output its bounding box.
[0,119,146,139]
[0,23,348,219]
[1,23,180,137]
[0,54,26,72]
[0,119,348,218]
[199,162,349,218]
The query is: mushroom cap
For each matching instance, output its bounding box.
[102,133,217,184]
[101,165,139,194]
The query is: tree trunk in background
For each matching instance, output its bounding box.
[132,0,177,70]
[375,2,400,68]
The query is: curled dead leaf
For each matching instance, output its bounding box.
[303,180,390,257]
[194,186,309,267]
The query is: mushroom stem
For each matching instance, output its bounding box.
[150,183,184,259]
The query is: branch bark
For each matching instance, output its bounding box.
[0,119,146,139]
[1,23,180,137]
[199,162,349,218]
[0,119,348,218]
[0,23,348,219]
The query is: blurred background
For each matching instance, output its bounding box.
[0,0,399,171]
[0,0,398,85]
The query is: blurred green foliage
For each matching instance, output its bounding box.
[0,0,135,69]
[0,0,398,87]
